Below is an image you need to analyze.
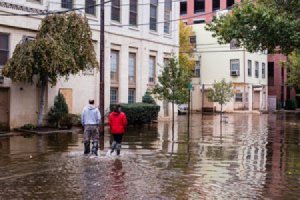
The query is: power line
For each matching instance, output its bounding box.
[0,0,111,16]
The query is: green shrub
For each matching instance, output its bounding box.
[142,91,156,104]
[285,99,297,110]
[110,103,160,125]
[21,123,36,130]
[60,114,73,129]
[48,92,69,127]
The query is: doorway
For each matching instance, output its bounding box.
[0,88,10,131]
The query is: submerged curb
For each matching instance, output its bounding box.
[14,128,74,135]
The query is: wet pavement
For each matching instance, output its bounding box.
[0,113,300,200]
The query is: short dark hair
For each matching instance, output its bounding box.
[113,104,121,112]
[89,100,94,104]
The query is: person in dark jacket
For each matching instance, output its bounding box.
[109,104,127,155]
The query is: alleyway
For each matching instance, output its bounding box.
[0,113,300,199]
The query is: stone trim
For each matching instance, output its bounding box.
[0,2,46,14]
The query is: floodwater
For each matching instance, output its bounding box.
[0,113,300,200]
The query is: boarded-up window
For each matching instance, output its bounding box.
[59,88,73,113]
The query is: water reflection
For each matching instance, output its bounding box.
[0,113,300,199]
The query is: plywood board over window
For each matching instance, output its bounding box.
[59,88,73,113]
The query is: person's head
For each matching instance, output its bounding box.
[113,104,121,113]
[89,99,94,105]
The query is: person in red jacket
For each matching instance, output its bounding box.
[109,104,127,155]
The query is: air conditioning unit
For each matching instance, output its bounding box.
[231,70,240,76]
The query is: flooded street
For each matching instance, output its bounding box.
[0,113,300,200]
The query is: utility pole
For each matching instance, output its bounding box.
[99,0,105,134]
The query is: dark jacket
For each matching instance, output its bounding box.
[108,111,127,134]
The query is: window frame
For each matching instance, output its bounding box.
[128,52,136,84]
[230,59,240,76]
[226,0,234,8]
[150,0,158,31]
[212,0,220,11]
[111,0,121,22]
[61,0,73,9]
[194,0,205,13]
[129,0,138,26]
[235,93,243,102]
[110,87,118,104]
[128,88,136,104]
[180,1,187,15]
[110,50,119,82]
[164,0,172,34]
[149,56,156,83]
[85,0,96,15]
[255,61,259,78]
[262,62,266,79]
[248,60,252,77]
[0,32,9,67]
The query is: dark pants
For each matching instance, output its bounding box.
[111,134,123,155]
[113,134,123,143]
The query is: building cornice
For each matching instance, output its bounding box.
[0,2,46,14]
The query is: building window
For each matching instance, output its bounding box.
[248,60,252,77]
[85,0,96,15]
[128,89,135,104]
[111,0,121,22]
[164,0,172,34]
[128,53,136,84]
[149,56,156,83]
[111,50,119,82]
[150,0,158,31]
[110,87,118,104]
[194,0,205,13]
[255,61,259,78]
[194,61,200,77]
[61,0,73,9]
[193,19,205,24]
[230,59,240,76]
[129,0,138,25]
[262,63,266,78]
[268,62,274,86]
[0,33,9,67]
[235,93,243,102]
[163,58,170,67]
[227,0,234,8]
[180,1,187,15]
[213,0,220,11]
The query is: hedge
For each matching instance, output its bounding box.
[110,103,160,125]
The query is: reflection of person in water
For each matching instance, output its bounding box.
[110,159,126,195]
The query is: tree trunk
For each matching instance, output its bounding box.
[220,104,223,123]
[172,100,174,137]
[37,80,47,127]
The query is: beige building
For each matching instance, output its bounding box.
[0,0,179,129]
[190,24,268,113]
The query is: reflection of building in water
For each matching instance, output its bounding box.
[157,122,179,154]
[0,137,10,154]
[187,114,268,198]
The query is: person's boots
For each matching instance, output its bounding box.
[116,143,121,156]
[92,141,98,156]
[84,141,90,155]
[111,141,117,154]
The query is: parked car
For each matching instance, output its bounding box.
[178,104,188,115]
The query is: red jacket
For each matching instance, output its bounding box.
[108,111,127,134]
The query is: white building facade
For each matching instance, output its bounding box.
[190,24,268,113]
[0,0,179,129]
